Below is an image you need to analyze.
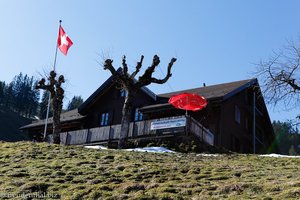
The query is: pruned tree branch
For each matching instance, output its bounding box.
[130,55,144,79]
[122,55,129,78]
[136,56,176,87]
[136,55,160,86]
[150,57,177,84]
[36,78,52,91]
[255,39,300,110]
[103,58,127,85]
[104,59,117,76]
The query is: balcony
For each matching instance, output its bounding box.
[48,116,214,146]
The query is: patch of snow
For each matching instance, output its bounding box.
[196,153,219,157]
[125,147,175,153]
[84,145,108,150]
[84,146,174,153]
[260,154,300,158]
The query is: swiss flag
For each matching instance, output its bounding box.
[57,25,73,56]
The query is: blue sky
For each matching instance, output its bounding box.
[1,0,300,121]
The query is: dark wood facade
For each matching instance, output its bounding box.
[139,79,274,153]
[20,76,275,153]
[79,82,156,129]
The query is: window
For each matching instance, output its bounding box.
[235,105,241,124]
[100,112,109,126]
[134,108,143,121]
[120,89,127,97]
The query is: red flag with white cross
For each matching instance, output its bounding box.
[57,25,73,56]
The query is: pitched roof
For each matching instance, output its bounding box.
[140,79,258,112]
[78,68,156,115]
[158,78,257,100]
[19,109,85,130]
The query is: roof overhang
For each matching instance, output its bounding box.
[223,79,258,100]
[20,109,86,130]
[139,103,174,113]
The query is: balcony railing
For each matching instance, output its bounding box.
[49,115,214,146]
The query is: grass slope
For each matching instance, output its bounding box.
[0,106,31,141]
[0,142,300,200]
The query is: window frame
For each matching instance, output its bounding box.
[100,112,109,126]
[134,108,143,122]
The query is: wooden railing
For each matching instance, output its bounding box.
[188,117,214,145]
[49,116,214,146]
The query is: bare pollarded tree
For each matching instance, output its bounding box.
[103,55,176,149]
[36,70,65,144]
[256,39,300,113]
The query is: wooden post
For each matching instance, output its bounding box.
[253,91,256,154]
[108,125,112,141]
[132,121,136,138]
[85,129,90,144]
[65,132,69,145]
[185,116,189,136]
[202,125,204,142]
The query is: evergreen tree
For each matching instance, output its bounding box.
[273,120,300,155]
[0,81,5,105]
[67,96,83,111]
[25,78,40,117]
[4,83,15,108]
[8,73,40,117]
[0,73,40,118]
[12,72,24,113]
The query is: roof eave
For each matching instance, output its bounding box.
[19,115,86,130]
[222,78,257,101]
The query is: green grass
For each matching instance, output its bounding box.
[0,142,299,199]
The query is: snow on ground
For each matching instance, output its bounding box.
[84,146,300,157]
[196,153,219,157]
[84,145,108,150]
[260,154,300,158]
[125,147,175,153]
[84,145,175,153]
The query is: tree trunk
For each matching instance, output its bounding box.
[52,99,61,144]
[35,71,64,145]
[118,89,135,149]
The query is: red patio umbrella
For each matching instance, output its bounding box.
[168,93,208,114]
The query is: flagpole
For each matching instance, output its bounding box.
[43,20,62,140]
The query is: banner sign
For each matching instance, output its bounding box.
[150,117,186,130]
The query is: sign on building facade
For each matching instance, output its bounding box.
[150,117,186,130]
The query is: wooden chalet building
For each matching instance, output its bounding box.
[20,75,275,153]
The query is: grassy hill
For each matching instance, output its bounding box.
[0,142,299,199]
[0,105,31,141]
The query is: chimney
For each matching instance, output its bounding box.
[203,83,206,87]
